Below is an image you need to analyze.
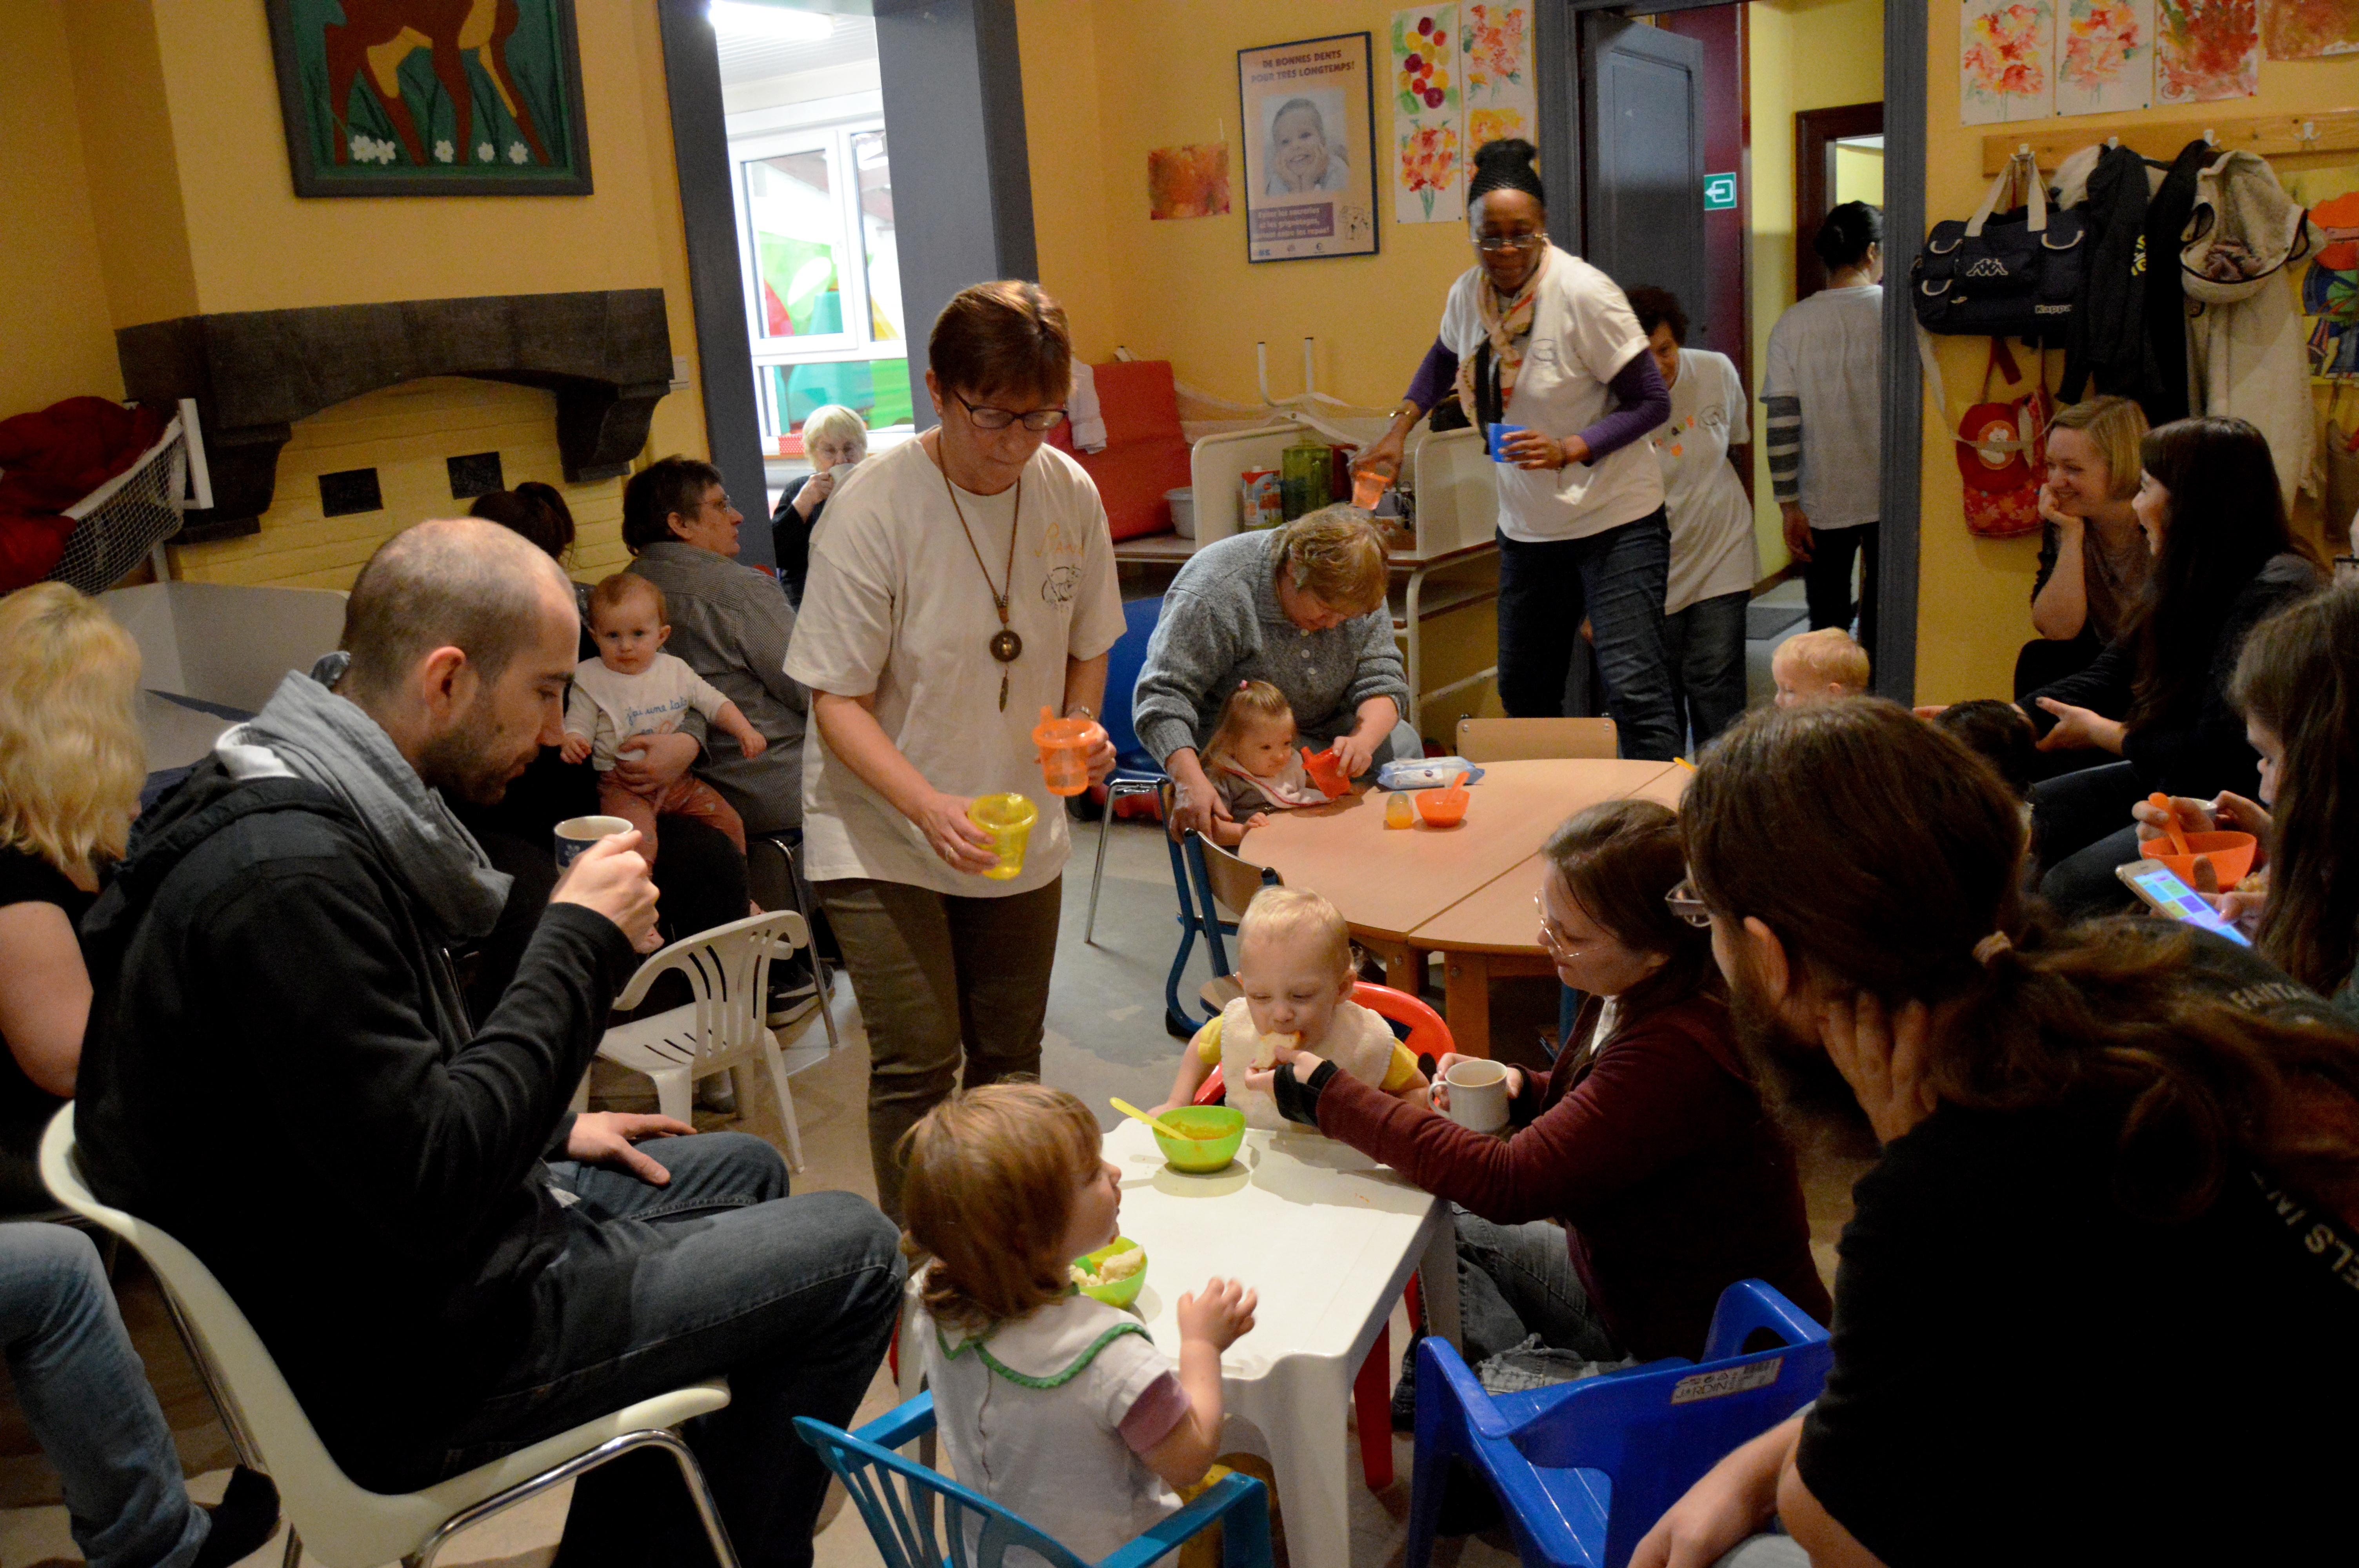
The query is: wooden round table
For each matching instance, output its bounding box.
[1235,759,1690,1054]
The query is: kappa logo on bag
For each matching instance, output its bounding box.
[1913,150,2085,345]
[1965,256,2013,278]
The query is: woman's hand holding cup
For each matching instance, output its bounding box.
[920,791,1001,875]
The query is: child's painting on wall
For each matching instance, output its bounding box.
[265,0,592,196]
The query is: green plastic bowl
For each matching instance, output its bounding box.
[1073,1236,1146,1308]
[1153,1105,1246,1172]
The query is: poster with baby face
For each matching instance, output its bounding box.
[1238,33,1379,262]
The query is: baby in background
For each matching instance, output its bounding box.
[1166,887,1428,1130]
[563,572,767,860]
[903,1083,1257,1560]
[1200,680,1330,846]
[1772,626,1871,707]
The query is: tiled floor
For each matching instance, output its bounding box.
[0,627,1862,1564]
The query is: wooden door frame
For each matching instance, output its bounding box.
[1794,101,1885,298]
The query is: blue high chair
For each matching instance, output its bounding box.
[1407,1278,1831,1568]
[797,1391,1275,1568]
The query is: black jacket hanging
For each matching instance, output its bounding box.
[2063,143,2152,402]
[2137,139,2217,424]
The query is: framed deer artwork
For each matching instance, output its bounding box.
[264,0,592,196]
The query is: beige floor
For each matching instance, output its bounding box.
[0,816,1856,1566]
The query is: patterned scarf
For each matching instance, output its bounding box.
[1454,246,1552,422]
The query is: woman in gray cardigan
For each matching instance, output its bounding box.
[621,456,808,851]
[1136,506,1411,841]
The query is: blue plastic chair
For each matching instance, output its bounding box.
[796,1391,1274,1568]
[1407,1279,1832,1568]
[1084,594,1171,945]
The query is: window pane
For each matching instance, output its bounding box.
[852,130,903,343]
[745,148,846,342]
[775,356,914,434]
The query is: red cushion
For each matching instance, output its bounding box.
[1051,361,1192,541]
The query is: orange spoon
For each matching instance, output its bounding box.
[2147,792,2193,858]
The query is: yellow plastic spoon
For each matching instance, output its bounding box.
[1110,1097,1190,1140]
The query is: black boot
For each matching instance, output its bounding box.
[191,1466,280,1568]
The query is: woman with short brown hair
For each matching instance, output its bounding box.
[785,280,1123,1218]
[1135,504,1413,843]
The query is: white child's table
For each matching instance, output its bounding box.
[897,1120,1461,1568]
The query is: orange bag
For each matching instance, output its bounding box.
[1955,339,2052,539]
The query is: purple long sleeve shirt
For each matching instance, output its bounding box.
[1402,337,1669,463]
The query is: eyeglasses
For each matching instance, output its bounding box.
[1534,893,1582,958]
[952,392,1068,432]
[1664,877,1712,929]
[1474,231,1547,254]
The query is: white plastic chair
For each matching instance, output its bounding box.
[38,1107,739,1568]
[598,910,821,1172]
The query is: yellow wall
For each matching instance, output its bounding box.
[1017,0,1482,409]
[0,2,125,414]
[7,0,709,593]
[1835,142,1885,205]
[1915,2,2359,702]
[1745,0,1885,579]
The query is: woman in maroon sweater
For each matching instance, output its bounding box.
[1254,799,1828,1372]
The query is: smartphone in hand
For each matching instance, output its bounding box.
[2116,860,2251,947]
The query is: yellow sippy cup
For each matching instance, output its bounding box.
[967,793,1040,879]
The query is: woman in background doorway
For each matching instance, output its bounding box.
[1355,138,1679,760]
[1629,285,1758,751]
[769,403,870,610]
[1764,200,1884,656]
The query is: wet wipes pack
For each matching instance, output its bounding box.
[1375,756,1484,791]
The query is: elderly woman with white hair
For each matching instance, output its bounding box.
[769,403,870,606]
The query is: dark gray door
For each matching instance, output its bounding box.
[1578,15,1705,315]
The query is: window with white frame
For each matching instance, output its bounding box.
[731,114,911,448]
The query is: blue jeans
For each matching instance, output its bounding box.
[1453,1208,1623,1367]
[1661,590,1751,752]
[1496,512,1682,761]
[436,1132,903,1568]
[2030,758,2145,921]
[0,1223,207,1568]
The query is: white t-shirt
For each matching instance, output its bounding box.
[1438,247,1666,543]
[785,439,1125,896]
[1654,348,1761,614]
[1761,284,1883,532]
[563,652,731,772]
[923,1293,1184,1563]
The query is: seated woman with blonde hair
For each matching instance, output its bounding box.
[0,582,282,1566]
[1136,505,1414,843]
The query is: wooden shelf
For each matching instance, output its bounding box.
[1982,107,2359,176]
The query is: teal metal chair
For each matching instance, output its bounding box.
[796,1391,1274,1568]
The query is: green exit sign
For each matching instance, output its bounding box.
[1703,172,1738,211]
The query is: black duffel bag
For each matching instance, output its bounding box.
[1913,150,2086,345]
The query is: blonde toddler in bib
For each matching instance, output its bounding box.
[902,1084,1257,1561]
[1165,887,1427,1129]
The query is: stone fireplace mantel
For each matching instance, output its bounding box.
[116,289,673,542]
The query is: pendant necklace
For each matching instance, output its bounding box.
[939,452,1024,710]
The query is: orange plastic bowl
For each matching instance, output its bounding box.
[2138,830,2257,889]
[1415,787,1468,828]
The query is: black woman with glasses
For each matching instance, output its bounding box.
[1245,799,1826,1400]
[783,280,1124,1220]
[1354,137,1683,761]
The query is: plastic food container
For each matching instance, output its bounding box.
[1072,1236,1147,1308]
[1152,1105,1245,1172]
[1166,487,1196,538]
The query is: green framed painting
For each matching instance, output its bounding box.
[265,0,592,197]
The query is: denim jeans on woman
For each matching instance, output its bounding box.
[1661,589,1752,752]
[1495,510,1683,761]
[433,1132,904,1568]
[1,1223,210,1568]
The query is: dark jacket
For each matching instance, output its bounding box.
[2062,143,2152,403]
[73,763,633,1488]
[769,476,823,608]
[2137,140,2216,424]
[2027,552,2317,799]
[1312,993,1830,1361]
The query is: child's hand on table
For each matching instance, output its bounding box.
[1176,1277,1258,1351]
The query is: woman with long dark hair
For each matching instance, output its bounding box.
[2136,584,2359,1018]
[2019,416,2319,917]
[1248,799,1826,1383]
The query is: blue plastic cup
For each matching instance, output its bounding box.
[1488,423,1530,462]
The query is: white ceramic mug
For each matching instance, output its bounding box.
[1441,1057,1510,1133]
[554,813,634,869]
[828,462,856,486]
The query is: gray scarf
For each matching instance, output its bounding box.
[216,657,511,941]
